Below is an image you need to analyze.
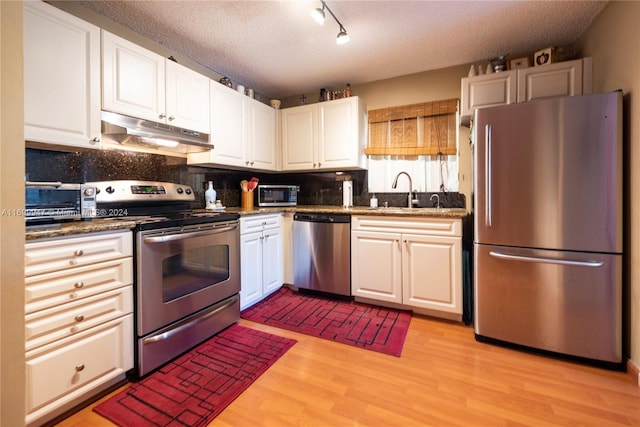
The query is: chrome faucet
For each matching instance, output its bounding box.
[430,193,441,208]
[392,171,415,208]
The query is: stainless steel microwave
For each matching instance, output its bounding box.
[257,185,299,207]
[25,182,97,224]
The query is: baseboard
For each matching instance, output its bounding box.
[627,359,640,386]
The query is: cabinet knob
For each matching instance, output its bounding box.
[250,161,254,166]
[168,116,175,121]
[159,113,166,119]
[74,281,84,289]
[75,364,85,372]
[74,249,84,256]
[245,161,250,165]
[91,136,100,144]
[318,162,322,167]
[74,314,84,322]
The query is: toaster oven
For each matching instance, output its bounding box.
[25,182,97,223]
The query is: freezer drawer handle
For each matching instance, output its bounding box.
[489,251,604,267]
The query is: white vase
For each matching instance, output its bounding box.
[205,181,216,207]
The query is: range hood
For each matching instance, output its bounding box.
[101,111,213,154]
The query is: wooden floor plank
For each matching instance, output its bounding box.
[54,315,640,427]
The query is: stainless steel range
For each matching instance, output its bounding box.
[89,180,241,376]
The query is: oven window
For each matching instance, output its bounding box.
[162,244,230,302]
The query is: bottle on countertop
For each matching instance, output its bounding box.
[346,83,351,97]
[370,193,378,208]
[205,181,216,208]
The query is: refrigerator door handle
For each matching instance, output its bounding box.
[484,124,493,227]
[489,250,604,267]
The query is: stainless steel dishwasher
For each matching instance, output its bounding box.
[293,213,351,296]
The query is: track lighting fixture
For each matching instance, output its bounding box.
[310,1,350,45]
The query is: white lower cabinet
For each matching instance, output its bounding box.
[240,214,284,310]
[351,216,462,319]
[24,230,134,426]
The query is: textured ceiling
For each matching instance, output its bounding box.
[75,0,607,99]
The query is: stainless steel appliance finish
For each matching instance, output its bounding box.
[257,184,299,207]
[101,111,212,154]
[90,180,241,376]
[473,92,623,364]
[25,181,96,223]
[293,213,351,296]
[136,220,240,376]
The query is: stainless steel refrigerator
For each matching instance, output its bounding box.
[473,91,623,364]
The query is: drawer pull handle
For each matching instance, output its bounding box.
[74,281,84,289]
[74,249,84,256]
[75,364,85,372]
[75,315,84,322]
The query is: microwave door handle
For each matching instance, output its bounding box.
[143,224,238,244]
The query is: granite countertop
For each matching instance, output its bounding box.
[219,205,469,218]
[25,218,137,241]
[26,205,468,240]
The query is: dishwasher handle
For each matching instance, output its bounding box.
[294,213,351,223]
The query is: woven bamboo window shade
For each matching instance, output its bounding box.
[366,99,458,156]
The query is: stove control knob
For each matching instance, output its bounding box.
[106,186,115,194]
[185,188,192,195]
[83,187,95,197]
[176,187,183,194]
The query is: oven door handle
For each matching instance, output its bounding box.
[142,295,239,344]
[142,224,239,243]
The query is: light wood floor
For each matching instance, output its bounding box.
[56,316,640,427]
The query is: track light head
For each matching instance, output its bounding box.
[311,5,325,25]
[336,27,350,45]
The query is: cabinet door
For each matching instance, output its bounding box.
[24,1,101,149]
[102,31,165,122]
[517,58,584,103]
[165,60,210,133]
[460,70,516,123]
[262,228,283,295]
[189,82,246,167]
[281,104,317,170]
[402,234,462,314]
[351,230,402,303]
[240,231,263,310]
[318,97,362,169]
[25,315,133,423]
[248,100,277,170]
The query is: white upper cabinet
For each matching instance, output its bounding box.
[102,31,210,134]
[188,82,277,171]
[281,104,317,170]
[281,96,366,171]
[516,58,591,103]
[460,70,517,123]
[247,100,278,170]
[461,58,592,125]
[24,1,101,149]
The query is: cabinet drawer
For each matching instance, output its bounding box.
[241,214,282,234]
[25,314,134,418]
[26,286,133,351]
[25,231,132,276]
[25,258,133,314]
[352,215,462,237]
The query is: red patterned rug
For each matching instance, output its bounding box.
[241,286,411,357]
[93,324,296,427]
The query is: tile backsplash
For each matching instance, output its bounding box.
[26,148,465,209]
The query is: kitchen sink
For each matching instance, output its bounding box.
[370,207,457,213]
